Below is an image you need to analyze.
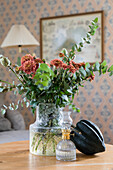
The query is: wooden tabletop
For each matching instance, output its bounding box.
[0,141,113,170]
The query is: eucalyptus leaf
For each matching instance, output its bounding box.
[108,65,113,72]
[93,61,100,71]
[1,108,6,115]
[79,67,86,77]
[101,60,107,67]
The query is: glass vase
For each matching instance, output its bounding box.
[29,103,62,156]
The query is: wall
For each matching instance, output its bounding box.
[0,0,113,143]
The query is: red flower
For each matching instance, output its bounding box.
[21,54,34,65]
[59,53,65,58]
[62,63,68,70]
[50,59,63,68]
[78,62,85,67]
[34,58,43,70]
[35,58,43,64]
[69,60,79,70]
[69,60,76,66]
[22,60,36,74]
[69,64,77,73]
[69,60,85,70]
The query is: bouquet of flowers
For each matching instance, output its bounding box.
[0,17,113,115]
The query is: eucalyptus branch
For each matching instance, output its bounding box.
[69,17,99,59]
[0,80,14,86]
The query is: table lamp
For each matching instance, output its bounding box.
[1,24,39,53]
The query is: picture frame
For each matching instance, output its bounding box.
[40,11,104,64]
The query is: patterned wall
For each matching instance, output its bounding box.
[0,0,113,144]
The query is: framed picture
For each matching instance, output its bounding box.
[40,11,104,64]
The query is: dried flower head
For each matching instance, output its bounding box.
[0,55,11,67]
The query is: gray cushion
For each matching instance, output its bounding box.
[0,115,11,131]
[5,110,25,130]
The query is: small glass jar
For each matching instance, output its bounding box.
[56,111,76,161]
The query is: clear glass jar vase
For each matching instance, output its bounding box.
[29,103,62,156]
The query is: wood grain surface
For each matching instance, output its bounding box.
[0,141,113,170]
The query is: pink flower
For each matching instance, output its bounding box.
[21,54,34,65]
[22,60,36,74]
[50,59,63,68]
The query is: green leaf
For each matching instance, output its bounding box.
[76,107,80,112]
[93,17,98,23]
[101,60,107,67]
[64,82,69,90]
[67,89,72,94]
[9,106,14,110]
[73,72,77,80]
[41,81,49,86]
[85,67,91,77]
[72,46,76,51]
[109,71,113,76]
[14,105,18,110]
[79,42,83,47]
[62,95,68,102]
[86,41,90,44]
[85,62,90,69]
[1,108,6,115]
[72,93,74,100]
[108,65,113,72]
[102,66,108,74]
[39,63,50,72]
[87,33,91,39]
[0,88,4,92]
[79,67,86,77]
[93,61,100,71]
[3,104,7,109]
[21,102,23,107]
[61,48,68,57]
[33,72,41,79]
[26,102,30,107]
[77,48,82,52]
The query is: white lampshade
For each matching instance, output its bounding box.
[1,25,39,48]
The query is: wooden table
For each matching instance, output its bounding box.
[0,141,113,170]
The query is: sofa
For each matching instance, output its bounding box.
[0,110,29,144]
[0,92,29,144]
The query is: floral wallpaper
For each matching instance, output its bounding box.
[0,0,113,144]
